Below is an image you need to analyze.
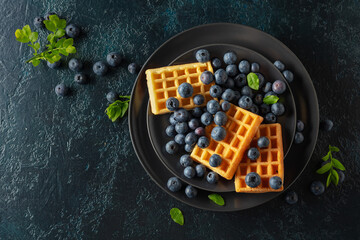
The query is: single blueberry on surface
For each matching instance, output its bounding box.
[34,16,44,28]
[166,97,179,111]
[320,119,333,131]
[55,83,69,96]
[180,154,193,167]
[209,85,223,98]
[106,91,118,103]
[283,70,294,83]
[214,111,228,126]
[207,100,221,114]
[247,147,260,160]
[254,94,263,105]
[274,60,285,71]
[245,172,261,188]
[195,49,210,62]
[238,96,253,109]
[200,112,213,126]
[207,171,219,184]
[294,132,304,144]
[188,118,200,130]
[310,181,325,196]
[197,136,210,148]
[68,58,83,72]
[93,61,108,76]
[195,127,205,136]
[234,74,247,88]
[200,71,214,85]
[265,113,277,123]
[285,191,298,204]
[193,94,205,105]
[263,82,272,93]
[226,64,238,77]
[184,166,196,178]
[338,171,345,184]
[209,154,222,167]
[297,120,305,132]
[174,109,189,122]
[272,80,287,94]
[65,24,80,38]
[221,89,235,101]
[269,176,283,190]
[214,69,228,85]
[128,63,139,74]
[257,137,270,148]
[185,185,198,198]
[74,73,87,84]
[271,103,285,116]
[195,164,206,177]
[167,177,182,192]
[169,114,178,125]
[184,143,195,153]
[221,101,231,112]
[47,60,61,69]
[165,125,177,137]
[192,107,202,118]
[165,141,179,154]
[238,60,250,74]
[241,86,254,98]
[175,134,185,145]
[223,51,237,65]
[178,82,194,98]
[106,52,122,67]
[211,126,227,141]
[175,122,188,134]
[212,58,222,69]
[251,62,260,72]
[185,132,198,145]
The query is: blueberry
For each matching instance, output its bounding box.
[195,164,206,177]
[93,61,108,76]
[207,171,219,184]
[297,120,305,132]
[211,126,226,141]
[165,125,177,137]
[193,94,205,105]
[165,140,178,154]
[167,177,182,192]
[226,64,238,77]
[175,134,185,145]
[255,73,265,88]
[283,70,294,83]
[188,118,200,130]
[238,96,253,109]
[221,101,231,112]
[192,107,203,118]
[197,136,210,148]
[33,16,44,28]
[175,122,188,134]
[212,58,222,69]
[263,82,272,93]
[54,83,69,96]
[200,112,213,126]
[166,97,179,111]
[254,94,263,105]
[209,154,222,167]
[310,181,325,196]
[264,91,278,98]
[214,111,227,126]
[265,113,277,123]
[257,137,270,148]
[106,91,119,103]
[184,166,196,178]
[195,49,210,63]
[207,100,220,114]
[294,132,304,144]
[65,24,80,38]
[234,74,247,88]
[178,83,193,98]
[200,71,214,85]
[285,191,298,204]
[233,91,241,102]
[251,62,260,72]
[47,60,61,69]
[74,73,87,84]
[185,132,198,145]
[222,89,234,101]
[68,58,83,72]
[260,103,271,115]
[224,77,235,89]
[184,143,195,153]
[249,105,259,114]
[271,103,285,116]
[128,63,139,74]
[269,176,283,190]
[320,119,333,131]
[214,69,228,85]
[338,171,345,184]
[185,185,198,198]
[44,12,56,21]
[174,109,189,122]
[209,85,223,98]
[180,154,193,167]
[238,60,250,74]
[272,80,287,94]
[223,51,237,65]
[241,86,254,98]
[169,114,178,125]
[274,60,285,71]
[106,52,122,67]
[195,127,205,136]
[245,172,261,188]
[247,147,260,160]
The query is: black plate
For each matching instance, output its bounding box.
[147,44,296,192]
[129,23,319,211]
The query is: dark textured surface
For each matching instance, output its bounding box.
[0,0,359,239]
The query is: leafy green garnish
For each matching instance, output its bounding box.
[170,208,184,226]
[15,15,76,67]
[105,95,131,122]
[208,193,225,206]
[316,145,345,187]
[263,95,279,105]
[247,72,259,90]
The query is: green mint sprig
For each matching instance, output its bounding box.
[208,193,225,206]
[170,208,184,226]
[247,72,259,90]
[263,95,279,105]
[105,95,131,122]
[316,145,345,187]
[15,15,76,67]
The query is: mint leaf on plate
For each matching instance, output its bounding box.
[208,193,225,206]
[316,162,332,174]
[170,208,184,226]
[247,72,259,90]
[263,95,279,105]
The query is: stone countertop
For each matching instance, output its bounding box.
[0,0,359,239]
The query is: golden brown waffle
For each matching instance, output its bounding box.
[145,62,214,115]
[190,103,263,180]
[234,123,284,193]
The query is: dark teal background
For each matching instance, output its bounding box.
[0,0,359,239]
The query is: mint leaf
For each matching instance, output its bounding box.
[29,32,38,43]
[34,42,40,51]
[322,151,330,161]
[247,72,259,90]
[331,169,339,186]
[44,20,56,32]
[208,193,225,206]
[15,29,30,43]
[49,14,60,24]
[63,38,73,47]
[31,59,40,67]
[170,208,184,226]
[66,46,76,54]
[316,162,332,174]
[23,25,31,36]
[57,19,67,29]
[105,98,130,122]
[332,158,345,171]
[55,29,65,38]
[329,145,339,152]
[326,172,331,187]
[263,95,279,105]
